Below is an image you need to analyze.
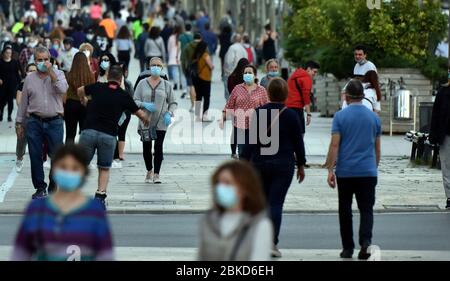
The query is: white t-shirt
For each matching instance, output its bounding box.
[223,43,248,76]
[115,39,133,51]
[342,83,381,112]
[354,60,377,76]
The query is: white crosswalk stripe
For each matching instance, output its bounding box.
[1,246,449,261]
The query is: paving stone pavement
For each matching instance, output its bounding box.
[0,52,438,214]
[0,154,445,214]
[0,56,411,156]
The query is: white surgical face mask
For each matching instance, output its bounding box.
[83,50,91,58]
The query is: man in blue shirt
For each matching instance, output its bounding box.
[325,79,381,260]
[201,22,218,55]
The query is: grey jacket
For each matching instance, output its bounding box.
[198,210,267,261]
[134,77,177,131]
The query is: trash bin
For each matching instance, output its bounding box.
[393,89,414,120]
[419,102,434,133]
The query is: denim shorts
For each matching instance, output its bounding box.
[79,129,117,169]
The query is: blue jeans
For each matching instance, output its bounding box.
[26,115,64,190]
[254,159,295,245]
[79,129,117,169]
[222,75,230,101]
[168,65,180,86]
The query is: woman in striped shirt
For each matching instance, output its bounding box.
[220,65,269,158]
[11,144,114,261]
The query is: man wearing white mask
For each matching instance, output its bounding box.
[353,45,377,78]
[57,37,79,72]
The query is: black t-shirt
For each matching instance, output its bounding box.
[84,82,139,136]
[17,81,24,92]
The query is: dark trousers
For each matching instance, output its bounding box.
[26,115,64,190]
[337,177,377,250]
[0,85,15,119]
[113,112,131,160]
[290,107,306,135]
[142,130,166,174]
[255,160,295,245]
[118,50,131,69]
[193,77,211,116]
[64,99,86,143]
[230,126,249,158]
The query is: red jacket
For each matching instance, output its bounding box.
[285,68,312,109]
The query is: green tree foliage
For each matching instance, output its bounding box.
[283,0,447,81]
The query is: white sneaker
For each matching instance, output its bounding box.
[15,160,23,173]
[43,160,51,169]
[111,159,122,169]
[153,174,161,184]
[271,246,282,258]
[145,171,153,183]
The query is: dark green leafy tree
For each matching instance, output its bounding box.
[283,0,447,82]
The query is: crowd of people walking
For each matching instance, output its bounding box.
[0,0,446,264]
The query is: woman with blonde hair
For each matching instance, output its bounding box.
[64,52,96,143]
[79,43,99,80]
[260,59,280,90]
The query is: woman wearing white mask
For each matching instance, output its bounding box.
[198,161,273,261]
[79,43,99,80]
[134,57,177,184]
[97,52,116,83]
[260,59,280,90]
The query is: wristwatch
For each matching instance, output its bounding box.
[307,113,312,117]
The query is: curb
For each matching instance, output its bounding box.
[0,209,447,215]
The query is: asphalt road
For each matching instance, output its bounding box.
[0,213,449,251]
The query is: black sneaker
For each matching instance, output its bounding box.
[32,188,48,199]
[7,116,12,122]
[446,199,450,210]
[180,92,187,99]
[340,249,354,259]
[94,192,107,210]
[358,247,371,260]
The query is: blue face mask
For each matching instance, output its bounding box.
[150,66,162,77]
[100,60,110,70]
[215,184,238,209]
[52,169,83,192]
[268,71,279,78]
[37,61,47,73]
[243,73,254,85]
